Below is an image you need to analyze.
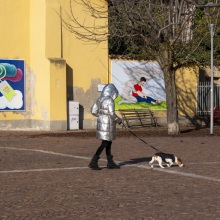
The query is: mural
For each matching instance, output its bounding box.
[112,60,166,110]
[0,59,25,111]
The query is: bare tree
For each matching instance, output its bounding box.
[63,0,220,134]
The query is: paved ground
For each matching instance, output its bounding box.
[0,127,220,220]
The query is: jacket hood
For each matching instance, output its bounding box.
[101,84,119,100]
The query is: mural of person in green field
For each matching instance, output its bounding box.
[112,60,166,110]
[132,77,162,105]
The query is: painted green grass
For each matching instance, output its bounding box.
[115,96,167,110]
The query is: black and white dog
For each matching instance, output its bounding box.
[149,152,184,168]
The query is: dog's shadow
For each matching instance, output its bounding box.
[119,157,152,166]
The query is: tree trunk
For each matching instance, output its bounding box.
[159,45,180,135]
[164,68,180,135]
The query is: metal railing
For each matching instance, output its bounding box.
[197,82,220,116]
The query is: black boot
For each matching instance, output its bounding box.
[107,155,120,169]
[88,155,102,170]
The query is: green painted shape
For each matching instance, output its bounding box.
[114,96,167,110]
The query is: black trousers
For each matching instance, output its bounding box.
[95,140,112,157]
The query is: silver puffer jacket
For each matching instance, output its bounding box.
[91,84,122,141]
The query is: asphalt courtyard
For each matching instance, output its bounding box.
[0,127,220,220]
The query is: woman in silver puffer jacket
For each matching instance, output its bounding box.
[89,84,122,170]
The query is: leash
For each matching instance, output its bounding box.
[121,122,160,152]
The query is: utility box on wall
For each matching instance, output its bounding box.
[68,101,79,130]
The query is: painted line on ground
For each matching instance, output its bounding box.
[122,163,220,182]
[188,162,220,164]
[0,147,219,182]
[0,167,88,174]
[0,147,90,160]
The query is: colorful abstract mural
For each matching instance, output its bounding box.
[0,59,25,111]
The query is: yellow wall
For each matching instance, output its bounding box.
[59,0,109,89]
[0,1,30,121]
[176,66,199,117]
[30,0,51,121]
[0,0,109,130]
[0,0,30,61]
[49,59,67,121]
[1,0,198,129]
[55,0,109,125]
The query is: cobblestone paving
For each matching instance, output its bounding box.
[0,127,219,220]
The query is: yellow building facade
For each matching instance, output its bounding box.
[0,0,109,130]
[176,66,199,125]
[0,0,200,131]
